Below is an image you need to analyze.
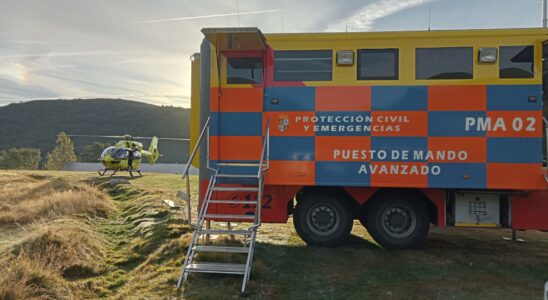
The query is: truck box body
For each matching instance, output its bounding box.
[191,27,548,232]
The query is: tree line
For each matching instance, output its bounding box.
[0,132,100,170]
[0,99,189,164]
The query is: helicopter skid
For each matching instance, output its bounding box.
[98,169,119,177]
[128,169,143,177]
[98,168,142,177]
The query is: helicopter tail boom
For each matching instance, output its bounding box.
[142,136,159,165]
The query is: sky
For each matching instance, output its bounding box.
[0,0,544,107]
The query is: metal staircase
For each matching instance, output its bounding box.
[177,117,270,293]
[542,116,548,183]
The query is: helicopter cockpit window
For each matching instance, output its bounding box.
[112,148,128,159]
[101,146,115,158]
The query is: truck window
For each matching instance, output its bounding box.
[274,50,332,81]
[357,49,399,80]
[416,47,473,80]
[226,57,263,84]
[499,45,534,78]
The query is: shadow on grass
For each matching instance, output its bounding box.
[181,227,548,299]
[181,234,382,299]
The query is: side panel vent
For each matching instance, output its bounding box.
[455,193,500,227]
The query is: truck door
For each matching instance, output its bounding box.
[214,51,265,167]
[201,28,267,171]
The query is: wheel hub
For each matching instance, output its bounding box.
[382,206,416,238]
[307,204,340,236]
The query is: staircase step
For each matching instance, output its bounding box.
[208,200,258,205]
[186,262,246,275]
[199,229,252,236]
[193,245,249,253]
[204,214,255,220]
[211,187,258,192]
[215,174,259,178]
[217,162,261,167]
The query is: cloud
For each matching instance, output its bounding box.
[0,40,75,45]
[0,50,148,59]
[132,9,280,24]
[0,77,58,99]
[326,0,433,31]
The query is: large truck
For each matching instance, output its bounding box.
[188,27,548,250]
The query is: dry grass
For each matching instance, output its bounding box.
[0,224,107,299]
[0,259,72,300]
[1,171,547,299]
[10,224,109,278]
[0,175,112,225]
[0,172,114,299]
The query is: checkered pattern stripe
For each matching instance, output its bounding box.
[209,84,545,190]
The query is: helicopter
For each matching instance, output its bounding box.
[68,134,189,177]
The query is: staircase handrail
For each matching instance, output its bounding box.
[257,118,271,177]
[544,116,548,167]
[182,116,211,179]
[252,118,270,229]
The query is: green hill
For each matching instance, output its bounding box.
[0,99,190,164]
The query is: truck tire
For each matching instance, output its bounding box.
[365,193,429,250]
[293,193,353,246]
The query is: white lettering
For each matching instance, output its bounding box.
[512,117,523,131]
[493,118,506,131]
[526,117,536,132]
[465,117,476,131]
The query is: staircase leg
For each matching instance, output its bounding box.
[177,176,216,289]
[206,220,211,242]
[503,229,526,243]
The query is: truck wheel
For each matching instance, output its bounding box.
[293,193,353,246]
[365,194,429,250]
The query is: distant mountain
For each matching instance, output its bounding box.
[0,99,190,164]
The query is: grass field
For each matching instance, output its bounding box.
[0,170,547,299]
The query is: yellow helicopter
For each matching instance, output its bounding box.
[69,134,188,177]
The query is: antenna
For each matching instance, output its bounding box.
[542,0,548,28]
[236,0,241,27]
[428,3,432,31]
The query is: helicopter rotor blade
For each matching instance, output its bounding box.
[67,134,126,139]
[132,136,190,141]
[67,134,189,141]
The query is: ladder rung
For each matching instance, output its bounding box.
[186,262,246,275]
[208,200,258,205]
[204,214,255,220]
[215,174,259,178]
[199,229,252,235]
[193,245,249,253]
[217,162,261,167]
[211,187,258,192]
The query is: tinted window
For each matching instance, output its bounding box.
[274,50,332,81]
[357,49,399,80]
[500,46,534,78]
[416,47,473,79]
[227,57,263,84]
